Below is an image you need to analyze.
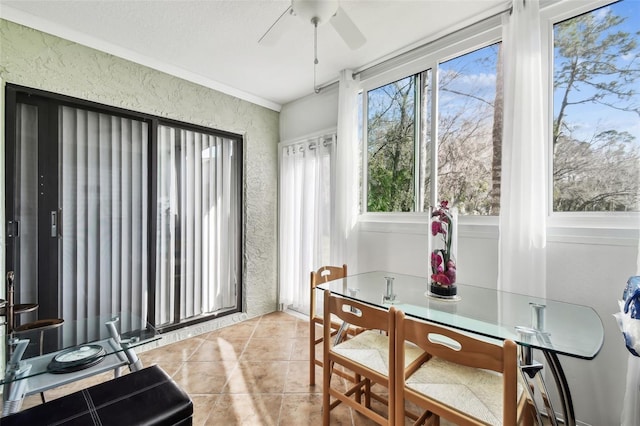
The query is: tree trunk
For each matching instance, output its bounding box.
[490,43,504,215]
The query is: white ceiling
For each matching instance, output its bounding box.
[0,0,507,111]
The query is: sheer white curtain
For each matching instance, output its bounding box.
[334,70,360,265]
[59,106,148,340]
[279,134,336,312]
[498,0,547,297]
[156,125,240,325]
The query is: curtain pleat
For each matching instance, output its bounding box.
[498,0,546,298]
[279,135,336,312]
[335,70,360,265]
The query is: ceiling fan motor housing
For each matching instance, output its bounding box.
[292,0,339,25]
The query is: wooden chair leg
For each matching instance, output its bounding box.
[322,336,331,426]
[310,319,316,386]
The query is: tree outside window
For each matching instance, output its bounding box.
[365,44,502,215]
[553,0,640,212]
[438,44,501,215]
[367,76,417,212]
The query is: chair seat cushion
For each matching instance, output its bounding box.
[405,356,523,426]
[332,330,425,375]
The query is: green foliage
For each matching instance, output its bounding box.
[367,77,416,212]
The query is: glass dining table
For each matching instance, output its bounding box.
[318,271,604,426]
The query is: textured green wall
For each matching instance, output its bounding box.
[0,18,279,321]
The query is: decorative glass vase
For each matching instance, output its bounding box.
[428,202,458,299]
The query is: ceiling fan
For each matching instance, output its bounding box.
[258,0,366,50]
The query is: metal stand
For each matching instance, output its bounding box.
[516,303,577,426]
[2,338,32,416]
[105,317,142,372]
[517,326,556,426]
[543,349,576,425]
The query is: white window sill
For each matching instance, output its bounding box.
[358,212,639,246]
[358,213,499,239]
[547,213,639,246]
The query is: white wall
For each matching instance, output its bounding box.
[279,84,338,143]
[280,85,640,426]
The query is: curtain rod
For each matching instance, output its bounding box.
[315,2,513,93]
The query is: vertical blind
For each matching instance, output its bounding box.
[10,93,242,346]
[15,104,39,316]
[156,125,240,326]
[59,106,149,342]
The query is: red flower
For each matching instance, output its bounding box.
[431,273,451,286]
[431,221,444,236]
[445,265,456,283]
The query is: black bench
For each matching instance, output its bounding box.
[2,365,193,425]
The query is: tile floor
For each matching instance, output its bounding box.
[17,311,395,425]
[15,311,541,425]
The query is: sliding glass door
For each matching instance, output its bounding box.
[7,95,150,344]
[5,85,243,342]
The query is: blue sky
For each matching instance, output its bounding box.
[553,0,640,148]
[367,0,639,150]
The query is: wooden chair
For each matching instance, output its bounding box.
[394,310,534,426]
[322,290,428,426]
[309,264,348,386]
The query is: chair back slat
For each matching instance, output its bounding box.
[325,290,390,333]
[401,315,504,373]
[311,264,347,289]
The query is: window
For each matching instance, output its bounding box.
[366,76,418,212]
[5,85,243,343]
[364,43,503,215]
[438,45,502,215]
[552,0,640,212]
[156,124,242,327]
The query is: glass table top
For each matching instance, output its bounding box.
[318,271,604,360]
[1,313,158,387]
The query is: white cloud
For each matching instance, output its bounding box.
[458,72,496,88]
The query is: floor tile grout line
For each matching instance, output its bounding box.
[16,312,374,425]
[198,316,264,425]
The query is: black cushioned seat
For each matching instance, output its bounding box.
[2,365,193,425]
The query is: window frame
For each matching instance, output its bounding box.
[358,0,639,244]
[541,0,640,231]
[359,21,502,221]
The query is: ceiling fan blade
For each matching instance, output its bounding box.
[330,6,366,50]
[258,5,293,45]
